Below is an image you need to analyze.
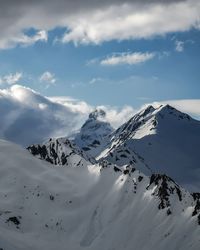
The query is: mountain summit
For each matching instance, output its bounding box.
[88,108,106,120]
[96,104,200,191]
[72,108,113,157]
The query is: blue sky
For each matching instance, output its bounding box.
[0,0,200,110]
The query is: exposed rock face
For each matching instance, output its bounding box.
[147,174,182,210]
[27,137,95,167]
[192,193,200,224]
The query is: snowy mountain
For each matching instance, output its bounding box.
[0,139,200,250]
[26,108,113,168]
[27,109,152,174]
[97,104,200,191]
[71,108,114,157]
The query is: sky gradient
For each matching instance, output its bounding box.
[0,0,200,144]
[0,28,199,108]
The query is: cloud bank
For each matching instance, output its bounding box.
[0,85,199,147]
[0,85,136,146]
[0,0,199,48]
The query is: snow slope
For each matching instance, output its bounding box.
[97,105,200,191]
[0,139,200,250]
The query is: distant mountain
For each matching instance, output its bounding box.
[97,104,200,191]
[0,139,200,250]
[71,108,114,157]
[27,108,113,167]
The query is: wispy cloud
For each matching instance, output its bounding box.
[0,30,47,49]
[89,77,103,84]
[100,52,155,66]
[175,40,184,52]
[174,39,195,52]
[0,72,23,85]
[14,30,47,47]
[39,71,56,86]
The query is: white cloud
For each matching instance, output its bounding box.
[0,85,86,146]
[39,71,56,85]
[175,40,184,52]
[98,105,136,128]
[0,72,23,85]
[49,96,92,114]
[100,52,155,66]
[0,1,199,48]
[0,30,48,49]
[48,97,137,128]
[61,0,200,45]
[13,30,47,47]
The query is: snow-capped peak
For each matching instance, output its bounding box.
[96,104,200,191]
[154,104,192,121]
[72,109,114,157]
[88,108,106,120]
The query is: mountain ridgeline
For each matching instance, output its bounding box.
[28,105,200,191]
[0,139,200,250]
[2,104,199,250]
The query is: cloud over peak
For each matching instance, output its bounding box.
[0,85,200,147]
[0,85,136,146]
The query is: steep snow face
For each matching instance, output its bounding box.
[72,109,114,157]
[0,139,200,250]
[27,137,95,167]
[97,105,200,191]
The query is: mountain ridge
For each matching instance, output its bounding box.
[0,139,200,250]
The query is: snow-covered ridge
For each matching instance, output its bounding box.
[0,139,200,250]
